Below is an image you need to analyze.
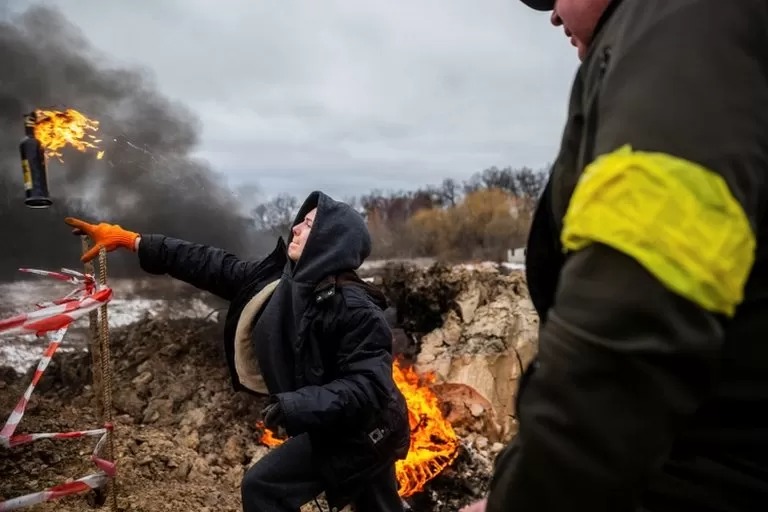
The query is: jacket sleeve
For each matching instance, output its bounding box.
[488,2,768,511]
[137,234,260,301]
[276,300,395,436]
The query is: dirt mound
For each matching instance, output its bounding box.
[1,263,538,511]
[0,317,265,512]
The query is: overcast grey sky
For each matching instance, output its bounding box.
[5,0,578,201]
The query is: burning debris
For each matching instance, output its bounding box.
[392,360,459,498]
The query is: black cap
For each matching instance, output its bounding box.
[520,0,554,11]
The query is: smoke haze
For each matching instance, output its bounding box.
[0,5,270,281]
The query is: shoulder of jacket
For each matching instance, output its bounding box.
[338,285,378,311]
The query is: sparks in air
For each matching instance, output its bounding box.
[32,108,105,162]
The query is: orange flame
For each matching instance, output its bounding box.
[256,360,459,498]
[393,359,460,497]
[33,108,104,161]
[255,421,285,448]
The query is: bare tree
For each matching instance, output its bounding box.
[251,193,299,238]
[464,166,518,195]
[514,167,548,200]
[439,178,459,207]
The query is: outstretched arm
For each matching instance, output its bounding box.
[65,217,268,301]
[136,234,263,301]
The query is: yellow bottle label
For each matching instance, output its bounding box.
[21,159,32,191]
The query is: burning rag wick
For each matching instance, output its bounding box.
[33,108,105,161]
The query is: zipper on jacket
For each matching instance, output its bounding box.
[582,46,612,166]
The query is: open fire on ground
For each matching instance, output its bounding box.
[257,359,460,500]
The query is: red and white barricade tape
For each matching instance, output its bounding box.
[0,473,109,511]
[0,268,115,511]
[0,270,109,338]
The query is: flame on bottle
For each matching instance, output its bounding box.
[256,359,460,498]
[32,108,105,161]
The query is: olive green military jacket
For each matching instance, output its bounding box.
[488,1,768,511]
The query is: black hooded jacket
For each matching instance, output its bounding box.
[252,191,377,397]
[137,191,410,507]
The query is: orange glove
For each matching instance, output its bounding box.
[64,217,140,262]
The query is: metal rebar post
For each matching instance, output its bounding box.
[97,247,118,511]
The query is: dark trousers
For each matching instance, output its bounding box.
[241,433,404,512]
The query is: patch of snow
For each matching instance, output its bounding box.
[360,258,437,270]
[103,297,215,327]
[361,259,526,273]
[0,277,218,374]
[0,329,83,374]
[455,261,526,272]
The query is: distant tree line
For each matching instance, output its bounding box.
[251,165,548,262]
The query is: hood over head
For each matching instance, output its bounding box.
[286,191,371,283]
[250,191,376,396]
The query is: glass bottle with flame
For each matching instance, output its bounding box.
[19,111,53,209]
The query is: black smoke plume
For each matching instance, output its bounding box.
[0,5,271,281]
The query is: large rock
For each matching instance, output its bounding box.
[382,263,538,442]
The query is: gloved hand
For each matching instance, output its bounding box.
[64,217,140,263]
[261,401,286,432]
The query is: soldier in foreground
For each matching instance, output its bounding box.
[464,0,768,511]
[65,191,410,511]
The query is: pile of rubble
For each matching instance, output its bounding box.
[381,262,538,443]
[0,262,538,511]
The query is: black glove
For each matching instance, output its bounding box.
[261,401,286,431]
